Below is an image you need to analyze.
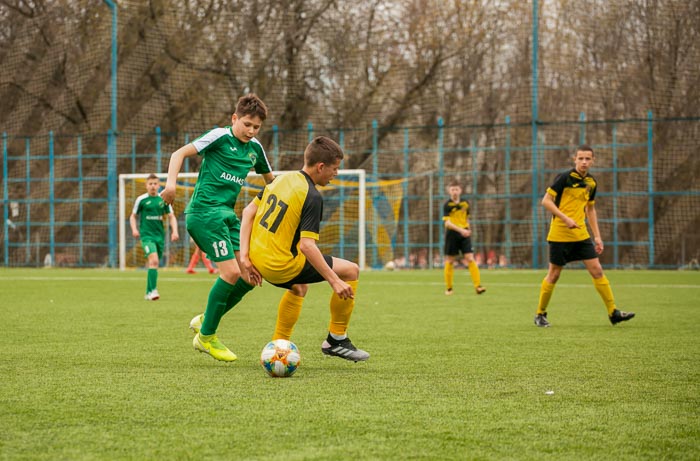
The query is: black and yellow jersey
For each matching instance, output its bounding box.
[443,196,470,229]
[546,168,597,242]
[249,171,323,284]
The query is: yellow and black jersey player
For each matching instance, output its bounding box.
[240,136,369,362]
[534,144,635,327]
[442,181,485,296]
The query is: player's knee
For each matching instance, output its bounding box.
[290,284,308,297]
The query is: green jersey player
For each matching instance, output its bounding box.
[161,93,274,362]
[129,173,180,300]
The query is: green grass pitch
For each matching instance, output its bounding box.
[1,268,698,460]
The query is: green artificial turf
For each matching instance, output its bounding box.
[0,268,698,460]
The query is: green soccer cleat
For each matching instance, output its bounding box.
[193,333,237,362]
[189,314,203,334]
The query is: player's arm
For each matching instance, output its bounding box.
[261,172,274,184]
[238,198,262,286]
[299,237,354,300]
[542,191,579,229]
[585,202,603,254]
[161,143,198,204]
[129,212,140,239]
[167,207,180,242]
[444,218,470,236]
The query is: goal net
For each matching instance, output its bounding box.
[118,170,366,271]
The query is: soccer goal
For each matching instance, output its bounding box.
[118,170,366,271]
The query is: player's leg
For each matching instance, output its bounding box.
[142,240,161,300]
[444,255,456,295]
[463,250,485,294]
[535,242,567,327]
[582,257,635,325]
[322,257,368,362]
[272,284,308,340]
[187,210,248,362]
[201,251,216,273]
[186,247,200,274]
[443,233,458,294]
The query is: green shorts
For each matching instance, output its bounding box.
[141,239,163,258]
[186,208,240,262]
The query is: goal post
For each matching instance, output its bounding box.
[118,170,366,271]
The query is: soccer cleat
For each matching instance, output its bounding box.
[144,289,160,301]
[609,309,635,325]
[445,288,454,296]
[534,313,550,327]
[185,268,196,274]
[321,335,370,362]
[193,333,237,362]
[475,286,486,295]
[189,314,203,334]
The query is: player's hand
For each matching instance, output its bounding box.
[594,238,604,254]
[160,186,176,205]
[132,231,140,239]
[171,232,180,242]
[331,279,354,300]
[563,216,580,229]
[239,257,262,286]
[462,228,471,237]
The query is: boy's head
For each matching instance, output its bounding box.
[231,93,267,143]
[303,136,344,186]
[447,181,462,199]
[573,144,595,176]
[146,173,160,196]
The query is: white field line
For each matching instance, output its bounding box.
[0,275,698,289]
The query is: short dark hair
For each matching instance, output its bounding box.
[147,173,159,180]
[576,144,594,155]
[448,180,462,188]
[304,136,344,166]
[235,93,267,121]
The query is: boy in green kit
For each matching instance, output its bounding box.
[130,173,180,300]
[161,94,274,362]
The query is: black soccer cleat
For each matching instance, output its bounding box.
[609,309,635,325]
[475,286,486,295]
[534,313,550,328]
[321,335,369,362]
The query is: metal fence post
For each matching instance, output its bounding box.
[647,110,654,267]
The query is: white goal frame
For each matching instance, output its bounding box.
[118,170,366,271]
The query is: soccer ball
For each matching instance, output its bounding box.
[384,260,396,271]
[260,339,301,378]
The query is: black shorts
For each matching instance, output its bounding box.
[270,254,334,289]
[548,239,598,266]
[444,230,473,256]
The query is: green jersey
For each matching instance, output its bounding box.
[132,193,173,241]
[186,127,272,213]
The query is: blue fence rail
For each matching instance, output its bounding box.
[2,115,700,269]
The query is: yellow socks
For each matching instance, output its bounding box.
[329,280,358,336]
[593,275,617,316]
[467,260,481,288]
[444,262,454,291]
[537,279,555,315]
[272,290,305,340]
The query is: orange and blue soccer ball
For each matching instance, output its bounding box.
[260,339,301,378]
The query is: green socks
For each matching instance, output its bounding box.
[200,277,254,335]
[147,268,158,293]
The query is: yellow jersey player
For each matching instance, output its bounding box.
[442,181,485,295]
[240,136,369,362]
[534,144,635,327]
